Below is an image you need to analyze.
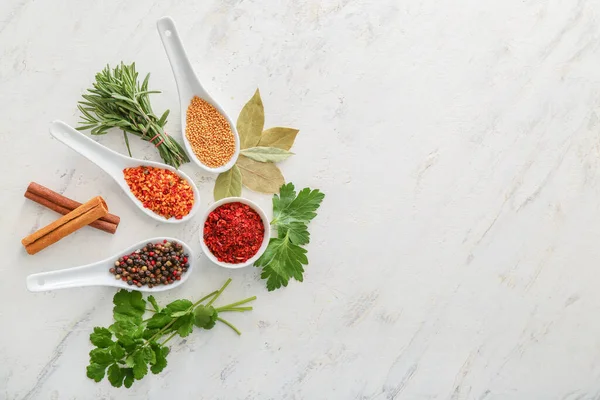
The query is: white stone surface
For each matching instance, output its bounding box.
[1,0,600,398]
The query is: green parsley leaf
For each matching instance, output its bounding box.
[143,328,160,340]
[255,183,324,290]
[86,363,107,382]
[147,295,161,312]
[172,313,194,337]
[150,344,169,374]
[123,368,135,388]
[143,346,156,365]
[165,299,193,316]
[110,343,126,360]
[272,183,324,227]
[90,327,113,348]
[107,364,125,388]
[146,312,172,329]
[255,236,308,291]
[113,290,146,324]
[132,351,148,379]
[278,221,310,245]
[90,348,114,366]
[193,305,218,330]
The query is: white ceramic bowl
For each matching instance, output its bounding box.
[199,197,271,269]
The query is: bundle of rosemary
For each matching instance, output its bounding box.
[77,62,189,168]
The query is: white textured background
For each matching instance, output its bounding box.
[2,0,600,399]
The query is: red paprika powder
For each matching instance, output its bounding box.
[204,202,265,263]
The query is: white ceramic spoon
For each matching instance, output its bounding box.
[49,120,201,223]
[26,237,194,292]
[157,16,240,173]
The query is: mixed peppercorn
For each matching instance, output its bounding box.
[123,166,194,219]
[109,240,189,288]
[204,202,265,264]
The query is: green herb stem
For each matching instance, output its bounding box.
[217,317,241,335]
[216,296,257,311]
[161,332,177,346]
[217,307,253,312]
[207,278,232,307]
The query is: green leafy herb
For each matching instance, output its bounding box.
[255,183,325,290]
[214,89,299,200]
[77,62,189,168]
[86,279,256,388]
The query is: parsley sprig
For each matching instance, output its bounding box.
[86,279,255,388]
[255,183,325,291]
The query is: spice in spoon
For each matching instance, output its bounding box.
[123,166,194,219]
[204,202,265,263]
[186,96,236,168]
[109,239,189,288]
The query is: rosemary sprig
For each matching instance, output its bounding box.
[77,62,189,168]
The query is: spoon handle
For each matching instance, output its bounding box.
[49,120,124,177]
[26,263,111,292]
[157,17,208,105]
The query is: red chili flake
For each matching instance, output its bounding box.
[123,166,194,219]
[203,202,265,264]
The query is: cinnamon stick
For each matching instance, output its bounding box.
[22,196,109,255]
[26,182,120,226]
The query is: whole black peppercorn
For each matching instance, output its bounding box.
[116,267,122,274]
[127,280,133,285]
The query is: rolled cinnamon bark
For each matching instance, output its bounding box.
[26,182,120,226]
[22,196,109,255]
[24,189,118,234]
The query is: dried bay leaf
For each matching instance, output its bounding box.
[258,127,299,151]
[214,165,242,200]
[237,155,285,193]
[240,146,294,163]
[237,89,264,149]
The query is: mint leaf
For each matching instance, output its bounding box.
[90,348,114,366]
[165,299,193,316]
[147,312,172,329]
[132,351,148,379]
[107,364,124,388]
[123,368,134,388]
[194,305,218,330]
[90,327,113,348]
[172,313,194,337]
[255,236,308,291]
[110,343,125,360]
[148,295,161,313]
[87,363,106,382]
[150,343,169,374]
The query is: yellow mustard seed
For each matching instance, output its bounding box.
[185,96,235,168]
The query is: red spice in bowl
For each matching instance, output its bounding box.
[203,202,265,263]
[123,166,194,219]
